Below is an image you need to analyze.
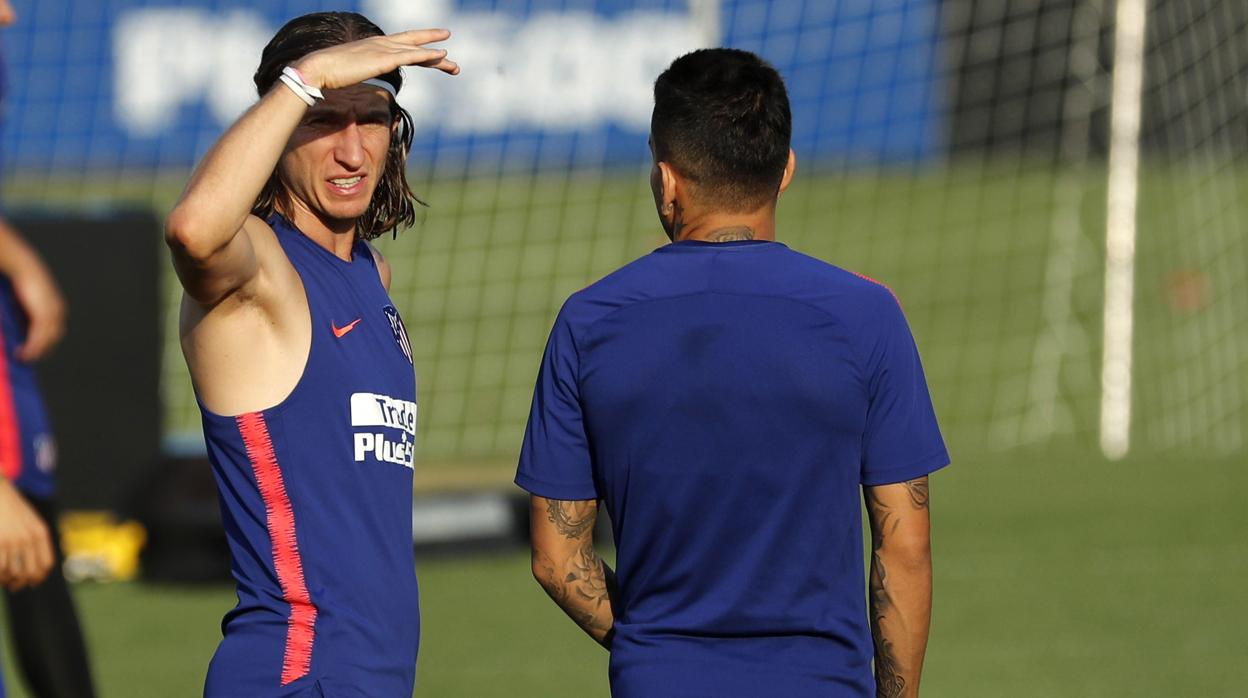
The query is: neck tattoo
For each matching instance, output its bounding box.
[708,226,755,242]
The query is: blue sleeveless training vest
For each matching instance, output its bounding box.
[199,214,419,697]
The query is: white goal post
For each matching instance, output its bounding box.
[1100,0,1149,460]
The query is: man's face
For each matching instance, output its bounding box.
[278,84,395,225]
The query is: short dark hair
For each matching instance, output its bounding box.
[651,48,792,211]
[251,11,420,240]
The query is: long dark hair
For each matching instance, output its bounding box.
[251,11,420,240]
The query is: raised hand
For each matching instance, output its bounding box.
[293,28,459,91]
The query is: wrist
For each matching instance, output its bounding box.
[278,65,324,107]
[289,56,326,91]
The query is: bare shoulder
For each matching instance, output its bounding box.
[367,241,392,292]
[237,214,305,303]
[238,213,276,243]
[170,213,297,309]
[180,214,312,416]
[239,214,282,272]
[179,214,306,355]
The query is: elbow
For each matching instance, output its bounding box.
[530,548,558,591]
[165,207,216,262]
[882,534,932,574]
[164,208,195,253]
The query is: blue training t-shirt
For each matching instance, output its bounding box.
[516,239,949,697]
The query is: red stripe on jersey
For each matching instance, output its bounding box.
[0,321,22,481]
[849,270,903,309]
[236,412,317,686]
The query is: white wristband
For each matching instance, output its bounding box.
[279,66,324,106]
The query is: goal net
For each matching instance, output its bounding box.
[2,0,1243,472]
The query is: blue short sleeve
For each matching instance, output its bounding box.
[859,292,949,486]
[515,306,598,500]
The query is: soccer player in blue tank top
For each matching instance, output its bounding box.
[165,12,457,697]
[518,48,949,697]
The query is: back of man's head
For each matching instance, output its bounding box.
[651,48,792,212]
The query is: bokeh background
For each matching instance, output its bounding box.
[1,0,1245,695]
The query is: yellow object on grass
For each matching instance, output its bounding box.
[59,511,147,582]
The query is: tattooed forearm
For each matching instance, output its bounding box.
[866,487,902,694]
[870,552,905,697]
[864,478,932,698]
[533,551,568,603]
[708,226,755,242]
[534,540,617,647]
[567,541,615,629]
[546,499,596,538]
[532,497,619,649]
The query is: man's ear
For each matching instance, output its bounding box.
[778,149,797,196]
[658,161,680,212]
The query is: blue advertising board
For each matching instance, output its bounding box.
[1,0,944,173]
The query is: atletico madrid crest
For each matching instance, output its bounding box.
[383,305,413,365]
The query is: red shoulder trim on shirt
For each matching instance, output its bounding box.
[849,270,903,309]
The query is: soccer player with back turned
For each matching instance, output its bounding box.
[518,49,949,697]
[165,12,456,697]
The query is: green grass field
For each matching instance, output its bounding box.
[3,449,1245,697]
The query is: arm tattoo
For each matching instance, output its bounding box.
[866,488,906,697]
[565,540,614,633]
[535,499,619,648]
[865,488,900,544]
[904,477,929,510]
[870,550,906,696]
[708,226,755,242]
[533,551,568,603]
[546,499,596,539]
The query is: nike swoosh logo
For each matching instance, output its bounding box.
[332,318,361,338]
